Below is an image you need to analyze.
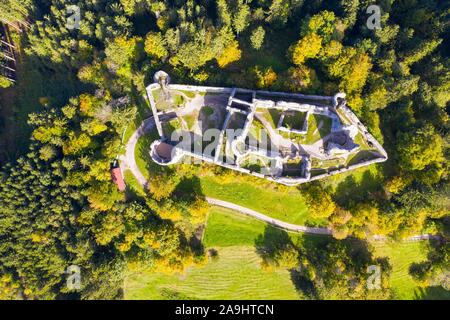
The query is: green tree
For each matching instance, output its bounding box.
[233,0,250,34]
[250,26,265,50]
[397,123,444,172]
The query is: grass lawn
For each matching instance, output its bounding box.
[282,111,307,130]
[372,241,450,300]
[248,118,272,148]
[178,90,197,98]
[124,245,302,299]
[257,108,282,129]
[124,170,146,197]
[277,114,332,145]
[124,207,322,300]
[162,118,182,137]
[124,207,449,300]
[151,88,186,111]
[203,207,325,248]
[199,175,325,226]
[346,150,379,166]
[203,207,267,247]
[181,110,199,130]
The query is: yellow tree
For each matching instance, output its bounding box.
[217,40,241,68]
[144,32,168,60]
[303,185,336,219]
[291,33,322,65]
[252,66,277,88]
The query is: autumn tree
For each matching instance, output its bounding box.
[302,185,336,219]
[144,32,168,60]
[252,66,277,89]
[147,169,181,201]
[291,33,322,65]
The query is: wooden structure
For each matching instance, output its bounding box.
[111,166,126,192]
[0,22,16,83]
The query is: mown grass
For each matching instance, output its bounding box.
[124,245,302,299]
[199,175,324,226]
[203,207,326,248]
[372,241,450,300]
[203,207,268,247]
[124,207,311,300]
[125,207,449,300]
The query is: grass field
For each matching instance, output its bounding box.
[373,241,450,300]
[199,175,324,226]
[124,207,307,300]
[203,206,269,247]
[124,207,449,300]
[125,246,302,299]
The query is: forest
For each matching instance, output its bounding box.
[0,0,448,299]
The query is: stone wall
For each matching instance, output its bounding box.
[145,77,388,187]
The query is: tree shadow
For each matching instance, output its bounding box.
[136,127,164,177]
[290,270,319,299]
[289,236,386,299]
[254,225,293,257]
[173,174,204,201]
[0,53,91,164]
[333,169,382,207]
[174,175,207,258]
[413,286,450,300]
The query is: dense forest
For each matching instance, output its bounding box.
[0,0,448,299]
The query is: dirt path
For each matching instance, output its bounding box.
[121,116,438,242]
[206,197,332,235]
[119,117,156,187]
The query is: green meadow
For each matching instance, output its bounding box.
[124,207,448,300]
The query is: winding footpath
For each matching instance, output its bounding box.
[120,117,438,241]
[120,116,331,235]
[120,117,155,187]
[206,197,331,235]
